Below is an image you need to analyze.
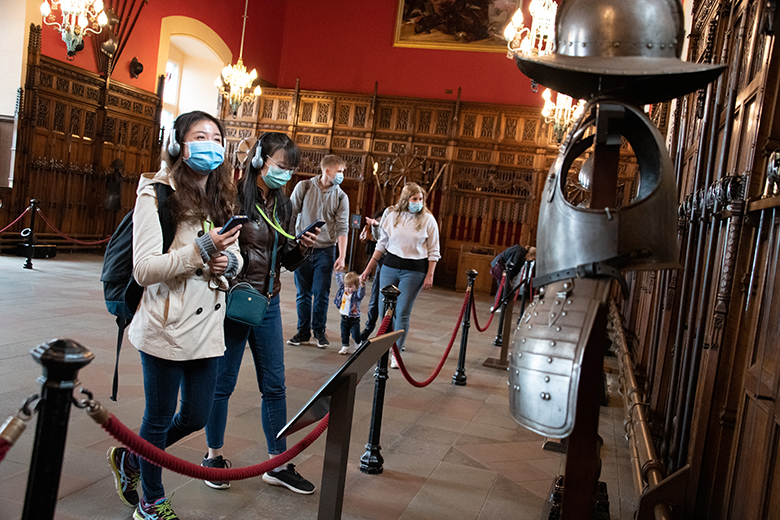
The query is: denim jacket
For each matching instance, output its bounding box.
[333,272,365,317]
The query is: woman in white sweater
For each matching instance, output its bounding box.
[360,182,440,367]
[107,111,242,520]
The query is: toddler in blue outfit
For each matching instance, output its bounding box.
[334,271,365,354]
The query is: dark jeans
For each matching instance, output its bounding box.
[137,351,219,502]
[341,315,361,346]
[294,246,336,335]
[363,258,384,336]
[206,295,287,455]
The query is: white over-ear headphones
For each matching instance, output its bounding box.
[251,141,264,169]
[167,123,180,158]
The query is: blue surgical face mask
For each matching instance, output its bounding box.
[264,164,293,189]
[183,141,224,175]
[408,201,423,213]
[332,171,344,185]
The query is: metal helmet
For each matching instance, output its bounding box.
[514,0,725,103]
[534,101,680,289]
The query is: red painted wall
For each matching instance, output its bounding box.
[39,0,540,107]
[41,0,286,93]
[277,0,540,107]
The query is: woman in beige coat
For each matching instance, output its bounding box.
[107,110,242,520]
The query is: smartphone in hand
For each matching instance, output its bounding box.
[296,220,326,240]
[218,215,249,235]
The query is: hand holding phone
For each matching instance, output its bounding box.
[218,215,249,235]
[296,220,326,240]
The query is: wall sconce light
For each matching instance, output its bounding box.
[40,0,108,59]
[130,57,144,78]
[541,88,586,143]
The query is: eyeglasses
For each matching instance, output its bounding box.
[267,156,298,173]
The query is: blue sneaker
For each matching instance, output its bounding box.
[133,497,179,520]
[107,446,140,507]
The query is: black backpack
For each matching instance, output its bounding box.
[101,183,175,400]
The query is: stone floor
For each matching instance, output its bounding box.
[0,253,636,520]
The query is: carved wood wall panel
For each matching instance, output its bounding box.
[2,25,162,240]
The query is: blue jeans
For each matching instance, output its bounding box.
[294,246,335,334]
[138,351,219,502]
[379,266,426,349]
[363,259,384,335]
[206,295,287,455]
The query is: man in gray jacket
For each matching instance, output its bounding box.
[287,155,349,347]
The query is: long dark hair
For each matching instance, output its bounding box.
[238,132,301,221]
[163,111,236,227]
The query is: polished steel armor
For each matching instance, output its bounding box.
[508,278,611,437]
[534,102,680,289]
[513,0,726,103]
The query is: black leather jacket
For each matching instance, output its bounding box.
[234,188,308,297]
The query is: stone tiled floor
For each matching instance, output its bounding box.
[0,253,636,519]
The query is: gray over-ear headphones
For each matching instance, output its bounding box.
[251,140,264,169]
[167,122,180,158]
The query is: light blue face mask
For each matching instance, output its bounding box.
[264,164,293,189]
[183,141,224,175]
[332,171,344,185]
[408,201,424,213]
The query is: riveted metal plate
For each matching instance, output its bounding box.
[509,278,611,437]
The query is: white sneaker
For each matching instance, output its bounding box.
[390,351,399,369]
[338,346,349,355]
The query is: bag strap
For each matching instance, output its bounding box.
[267,228,278,298]
[111,316,128,401]
[153,182,175,253]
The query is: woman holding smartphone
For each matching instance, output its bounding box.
[201,132,319,495]
[107,110,242,520]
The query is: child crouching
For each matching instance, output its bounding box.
[334,271,365,355]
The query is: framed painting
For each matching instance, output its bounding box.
[394,0,521,52]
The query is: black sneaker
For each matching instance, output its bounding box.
[202,454,232,489]
[313,330,329,348]
[262,464,315,494]
[107,446,140,507]
[287,332,310,346]
[359,329,372,342]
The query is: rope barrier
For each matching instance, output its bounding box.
[0,438,9,463]
[36,209,112,245]
[90,404,328,481]
[471,275,505,333]
[392,290,470,388]
[375,313,392,337]
[0,207,31,234]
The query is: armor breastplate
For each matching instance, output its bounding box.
[534,102,680,290]
[508,278,611,437]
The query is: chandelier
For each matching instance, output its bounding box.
[541,88,585,143]
[503,0,557,58]
[40,0,108,58]
[216,0,261,117]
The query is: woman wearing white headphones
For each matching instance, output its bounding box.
[107,110,242,520]
[201,132,319,495]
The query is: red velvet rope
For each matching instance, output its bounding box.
[0,437,10,463]
[0,207,30,234]
[471,275,506,333]
[375,313,393,337]
[392,290,470,388]
[36,209,112,245]
[100,413,328,480]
